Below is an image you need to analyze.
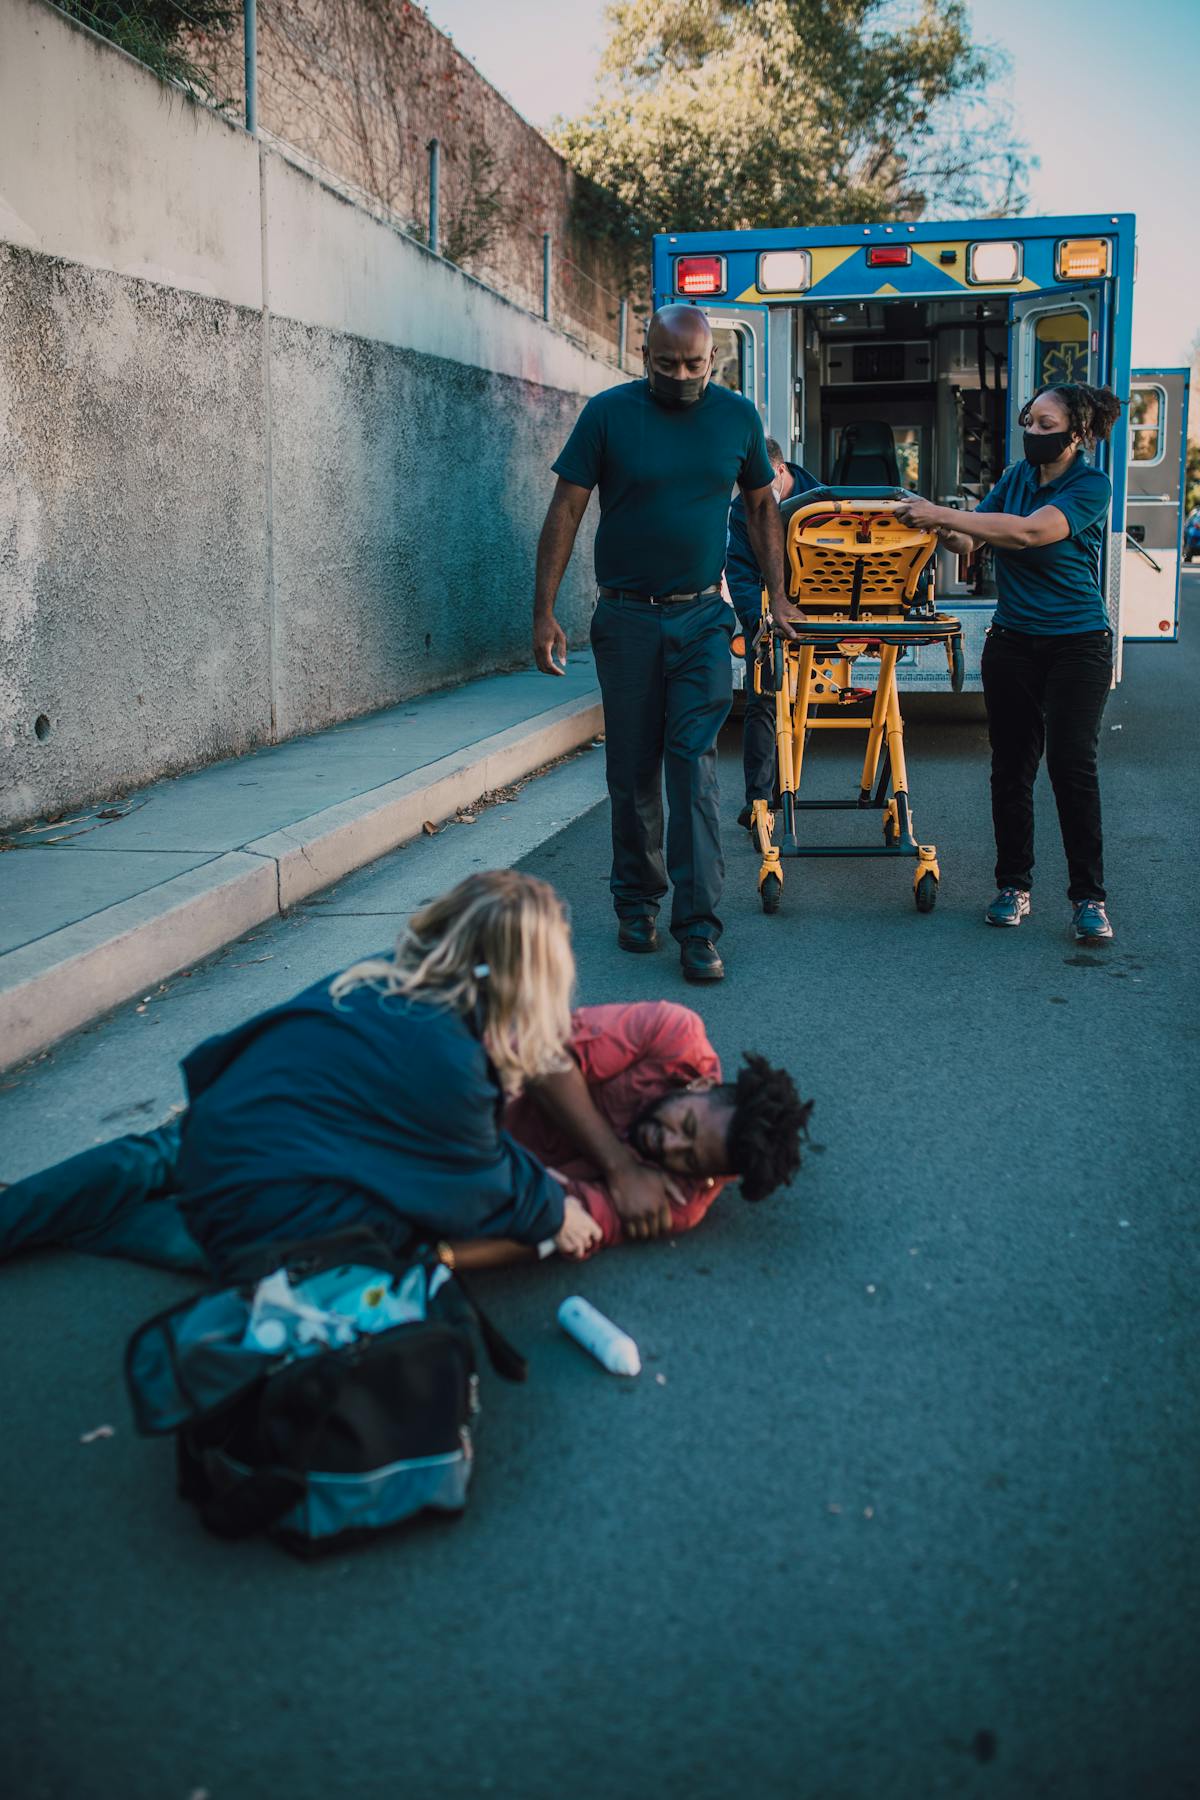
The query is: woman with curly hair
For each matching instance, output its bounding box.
[898,381,1123,942]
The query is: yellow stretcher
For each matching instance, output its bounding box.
[750,489,964,916]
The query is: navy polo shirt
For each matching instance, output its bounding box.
[552,379,775,597]
[975,452,1112,634]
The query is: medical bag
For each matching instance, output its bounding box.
[124,1229,526,1557]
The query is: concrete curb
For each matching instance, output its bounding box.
[0,691,603,1073]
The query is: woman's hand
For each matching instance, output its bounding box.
[554,1193,604,1260]
[895,497,943,531]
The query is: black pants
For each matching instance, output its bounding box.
[590,592,734,941]
[980,624,1112,903]
[739,622,777,805]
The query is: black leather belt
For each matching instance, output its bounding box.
[598,583,721,605]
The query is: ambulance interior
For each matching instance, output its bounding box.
[812,299,1011,601]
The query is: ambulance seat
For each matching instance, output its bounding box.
[831,421,900,487]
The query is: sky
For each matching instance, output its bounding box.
[419,0,1200,370]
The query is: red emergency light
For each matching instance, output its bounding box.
[674,255,726,296]
[865,245,912,268]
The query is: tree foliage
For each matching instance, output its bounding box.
[552,0,1030,247]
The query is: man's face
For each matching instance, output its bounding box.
[628,1084,735,1179]
[642,325,715,386]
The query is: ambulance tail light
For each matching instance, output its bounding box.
[674,255,726,296]
[1056,238,1111,279]
[757,250,811,293]
[967,241,1023,283]
[865,246,911,268]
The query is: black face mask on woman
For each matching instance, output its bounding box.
[647,366,709,409]
[1023,428,1075,466]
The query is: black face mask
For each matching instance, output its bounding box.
[1023,428,1075,466]
[646,366,709,409]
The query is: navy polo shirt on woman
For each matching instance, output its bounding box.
[975,452,1112,634]
[552,378,774,597]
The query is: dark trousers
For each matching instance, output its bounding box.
[0,1119,204,1272]
[590,592,734,941]
[980,624,1112,903]
[740,623,777,805]
[0,1123,405,1279]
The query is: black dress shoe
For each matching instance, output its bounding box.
[737,805,754,832]
[617,916,659,954]
[681,937,724,983]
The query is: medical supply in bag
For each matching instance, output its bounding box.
[240,1261,449,1355]
[125,1231,525,1556]
[242,1269,356,1354]
[557,1296,641,1376]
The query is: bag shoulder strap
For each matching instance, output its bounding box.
[448,1267,528,1384]
[219,1224,412,1288]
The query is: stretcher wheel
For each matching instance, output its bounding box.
[914,872,938,913]
[761,873,782,914]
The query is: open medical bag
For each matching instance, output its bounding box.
[124,1229,526,1557]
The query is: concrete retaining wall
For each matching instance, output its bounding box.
[0,0,615,830]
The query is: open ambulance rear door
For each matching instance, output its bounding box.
[1123,368,1190,642]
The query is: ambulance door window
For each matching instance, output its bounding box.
[1129,384,1165,463]
[711,324,749,396]
[1031,307,1092,388]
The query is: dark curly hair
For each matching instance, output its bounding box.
[719,1053,814,1203]
[1018,382,1123,447]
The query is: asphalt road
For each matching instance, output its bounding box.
[2,580,1198,1800]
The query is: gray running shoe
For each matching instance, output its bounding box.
[1072,899,1113,943]
[985,887,1031,927]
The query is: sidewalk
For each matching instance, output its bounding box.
[0,657,602,1073]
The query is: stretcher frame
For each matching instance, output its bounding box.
[750,492,964,916]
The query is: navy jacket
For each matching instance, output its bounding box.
[175,971,566,1270]
[726,461,821,622]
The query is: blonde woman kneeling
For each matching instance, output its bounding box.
[173,872,618,1274]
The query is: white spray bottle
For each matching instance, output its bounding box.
[557,1296,642,1377]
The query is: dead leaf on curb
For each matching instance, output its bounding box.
[80,1425,115,1444]
[422,821,440,836]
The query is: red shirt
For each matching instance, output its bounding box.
[504,1001,730,1248]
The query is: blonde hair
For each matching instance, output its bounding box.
[329,870,575,1093]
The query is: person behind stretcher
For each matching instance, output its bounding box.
[1,876,811,1276]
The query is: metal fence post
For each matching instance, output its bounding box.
[542,233,552,323]
[243,0,257,135]
[618,297,628,369]
[428,139,441,255]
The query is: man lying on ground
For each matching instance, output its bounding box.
[453,998,810,1268]
[1,887,812,1277]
